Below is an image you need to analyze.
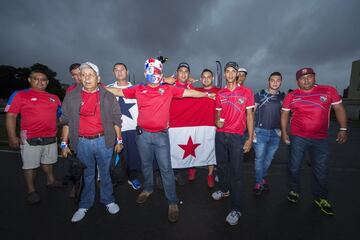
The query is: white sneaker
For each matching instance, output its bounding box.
[71,208,88,222]
[106,202,120,214]
[225,210,241,226]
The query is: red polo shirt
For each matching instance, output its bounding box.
[123,84,185,132]
[215,85,255,135]
[282,85,342,139]
[5,88,61,139]
[78,90,104,136]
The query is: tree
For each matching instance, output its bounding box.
[0,63,65,100]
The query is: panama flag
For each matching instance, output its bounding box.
[169,89,217,169]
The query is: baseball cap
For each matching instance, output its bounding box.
[296,67,315,80]
[238,67,248,75]
[80,62,99,76]
[224,61,239,71]
[177,62,190,71]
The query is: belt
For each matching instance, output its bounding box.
[79,132,104,139]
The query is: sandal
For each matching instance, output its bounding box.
[46,180,65,189]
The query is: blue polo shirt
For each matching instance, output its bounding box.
[254,89,284,129]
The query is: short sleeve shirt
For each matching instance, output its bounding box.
[215,85,255,135]
[5,88,61,139]
[122,84,185,132]
[282,85,342,139]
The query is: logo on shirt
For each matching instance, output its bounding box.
[30,98,37,101]
[141,90,148,94]
[49,97,55,102]
[158,88,165,95]
[238,98,245,104]
[320,96,327,102]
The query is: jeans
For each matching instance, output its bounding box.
[76,136,114,209]
[215,132,244,211]
[136,130,178,204]
[288,135,329,199]
[253,127,281,183]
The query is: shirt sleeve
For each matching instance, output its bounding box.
[122,86,137,99]
[215,93,222,111]
[4,91,22,114]
[282,93,292,111]
[171,86,185,98]
[328,86,342,105]
[246,89,255,109]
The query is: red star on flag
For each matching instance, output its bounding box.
[178,136,200,159]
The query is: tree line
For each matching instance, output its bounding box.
[0,63,65,100]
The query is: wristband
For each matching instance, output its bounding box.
[116,137,123,145]
[60,141,68,150]
[339,128,347,131]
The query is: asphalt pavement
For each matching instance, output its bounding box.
[0,121,359,240]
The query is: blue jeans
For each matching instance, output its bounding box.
[76,136,114,209]
[215,132,244,211]
[253,127,281,184]
[136,130,178,204]
[288,135,329,199]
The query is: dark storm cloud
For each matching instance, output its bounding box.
[0,0,359,92]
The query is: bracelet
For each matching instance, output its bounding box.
[339,128,347,131]
[60,141,68,150]
[116,137,123,145]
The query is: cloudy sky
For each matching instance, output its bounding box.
[1,0,359,93]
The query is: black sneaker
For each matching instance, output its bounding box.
[314,198,334,216]
[26,191,40,205]
[261,179,269,191]
[253,183,263,196]
[287,191,299,203]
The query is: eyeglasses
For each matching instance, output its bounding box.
[30,77,48,82]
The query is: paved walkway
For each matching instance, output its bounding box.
[0,121,359,240]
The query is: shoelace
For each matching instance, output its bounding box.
[319,199,331,207]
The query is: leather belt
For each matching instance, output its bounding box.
[79,132,104,139]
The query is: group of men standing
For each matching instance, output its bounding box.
[5,57,348,226]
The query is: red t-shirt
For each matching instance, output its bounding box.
[123,84,185,132]
[78,90,104,136]
[215,85,255,135]
[174,80,194,89]
[5,88,61,139]
[282,85,342,139]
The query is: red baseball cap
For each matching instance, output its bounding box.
[296,67,315,80]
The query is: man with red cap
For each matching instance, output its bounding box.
[281,67,348,216]
[106,57,215,223]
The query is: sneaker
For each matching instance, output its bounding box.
[207,175,215,188]
[106,202,120,214]
[211,190,230,200]
[225,210,242,226]
[168,204,179,223]
[128,179,142,190]
[175,172,186,186]
[136,191,152,204]
[287,191,300,203]
[188,168,196,181]
[71,208,88,222]
[261,179,269,191]
[155,172,164,190]
[314,198,334,216]
[253,183,263,196]
[26,191,40,205]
